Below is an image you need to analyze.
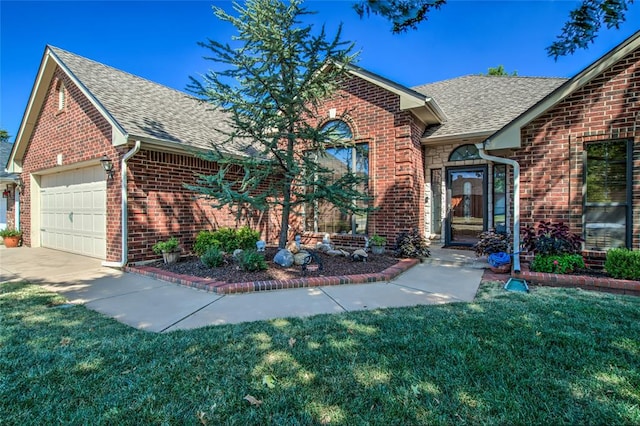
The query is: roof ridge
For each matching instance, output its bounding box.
[412,74,568,90]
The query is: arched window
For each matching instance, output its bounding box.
[321,119,352,143]
[449,144,480,161]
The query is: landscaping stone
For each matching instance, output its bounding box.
[316,243,332,253]
[287,241,300,254]
[294,251,310,266]
[274,249,294,267]
[351,249,368,262]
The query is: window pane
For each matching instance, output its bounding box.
[321,120,352,142]
[322,147,350,174]
[353,143,369,234]
[493,165,506,234]
[431,169,442,234]
[317,201,351,234]
[584,140,629,250]
[308,143,369,235]
[449,144,480,161]
[586,140,627,203]
[584,206,627,250]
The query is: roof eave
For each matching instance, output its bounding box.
[421,130,495,145]
[346,65,447,125]
[485,30,640,151]
[129,134,251,161]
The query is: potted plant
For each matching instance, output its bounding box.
[152,237,180,264]
[474,229,512,257]
[369,234,386,255]
[0,228,22,248]
[474,229,512,273]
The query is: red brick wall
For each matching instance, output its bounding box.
[126,150,278,262]
[18,66,279,263]
[18,67,121,260]
[308,75,427,247]
[515,47,640,250]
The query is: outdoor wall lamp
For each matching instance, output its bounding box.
[100,155,115,179]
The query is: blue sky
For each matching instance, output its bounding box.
[1,1,638,142]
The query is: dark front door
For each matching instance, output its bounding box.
[446,166,487,245]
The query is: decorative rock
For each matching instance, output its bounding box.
[340,249,350,257]
[273,249,294,267]
[256,240,266,252]
[294,251,310,265]
[326,249,345,257]
[287,241,300,254]
[322,233,331,245]
[351,249,368,262]
[232,249,244,260]
[316,242,331,253]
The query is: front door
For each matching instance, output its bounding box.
[446,166,487,246]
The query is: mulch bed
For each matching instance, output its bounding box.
[150,247,400,284]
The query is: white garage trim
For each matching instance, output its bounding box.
[39,165,107,259]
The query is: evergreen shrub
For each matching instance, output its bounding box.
[605,248,640,280]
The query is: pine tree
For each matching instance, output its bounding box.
[188,0,370,248]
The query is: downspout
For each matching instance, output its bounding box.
[475,143,521,273]
[14,181,20,231]
[102,140,141,268]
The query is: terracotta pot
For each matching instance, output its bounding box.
[489,264,511,274]
[3,235,21,248]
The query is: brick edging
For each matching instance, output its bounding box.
[125,258,419,294]
[515,270,640,297]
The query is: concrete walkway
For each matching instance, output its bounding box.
[0,246,485,332]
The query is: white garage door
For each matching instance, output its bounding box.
[40,165,107,259]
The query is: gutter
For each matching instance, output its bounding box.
[102,140,141,268]
[475,143,521,273]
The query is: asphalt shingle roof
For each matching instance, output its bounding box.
[413,75,567,139]
[50,46,252,157]
[1,142,16,178]
[50,46,567,148]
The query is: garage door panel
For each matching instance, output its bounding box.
[40,165,107,259]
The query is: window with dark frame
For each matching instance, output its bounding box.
[305,120,370,235]
[493,164,507,234]
[430,169,442,235]
[584,139,631,250]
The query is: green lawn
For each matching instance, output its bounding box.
[1,281,639,425]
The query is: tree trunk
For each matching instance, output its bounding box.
[278,132,296,249]
[278,194,291,249]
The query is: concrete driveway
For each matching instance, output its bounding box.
[1,246,484,332]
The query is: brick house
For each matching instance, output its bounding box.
[6,30,639,267]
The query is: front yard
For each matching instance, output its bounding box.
[1,281,639,424]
